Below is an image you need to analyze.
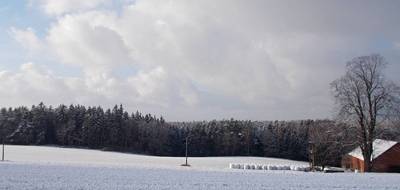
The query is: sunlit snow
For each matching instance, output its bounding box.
[1,145,399,190]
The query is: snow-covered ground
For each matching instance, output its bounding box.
[1,145,399,190]
[2,145,307,170]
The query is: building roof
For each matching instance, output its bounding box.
[348,139,398,161]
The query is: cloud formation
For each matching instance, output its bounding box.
[4,0,400,120]
[29,0,108,15]
[10,27,44,52]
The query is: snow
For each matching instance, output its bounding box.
[1,145,400,190]
[2,145,307,170]
[348,139,398,161]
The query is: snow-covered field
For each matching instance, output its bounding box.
[2,145,308,170]
[1,145,399,190]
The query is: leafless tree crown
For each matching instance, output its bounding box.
[331,54,399,172]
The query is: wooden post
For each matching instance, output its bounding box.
[181,136,190,167]
[309,141,315,171]
[185,136,188,165]
[2,140,4,161]
[1,127,4,161]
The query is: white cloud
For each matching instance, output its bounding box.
[0,63,77,106]
[30,0,108,16]
[0,63,196,113]
[6,0,400,120]
[10,27,44,52]
[46,11,132,74]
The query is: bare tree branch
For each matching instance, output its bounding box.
[331,54,399,172]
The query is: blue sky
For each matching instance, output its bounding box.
[0,1,47,71]
[0,0,399,121]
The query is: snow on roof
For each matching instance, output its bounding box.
[348,139,398,161]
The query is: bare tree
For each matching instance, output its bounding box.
[331,54,399,172]
[308,121,352,170]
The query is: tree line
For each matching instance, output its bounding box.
[1,102,399,166]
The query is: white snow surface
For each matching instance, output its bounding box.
[1,145,400,190]
[2,145,307,170]
[348,139,398,161]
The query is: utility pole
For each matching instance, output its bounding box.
[181,136,190,167]
[309,141,315,171]
[185,136,188,165]
[1,127,4,162]
[2,139,4,161]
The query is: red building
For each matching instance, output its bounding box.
[342,139,400,172]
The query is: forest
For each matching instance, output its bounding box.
[1,103,399,166]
